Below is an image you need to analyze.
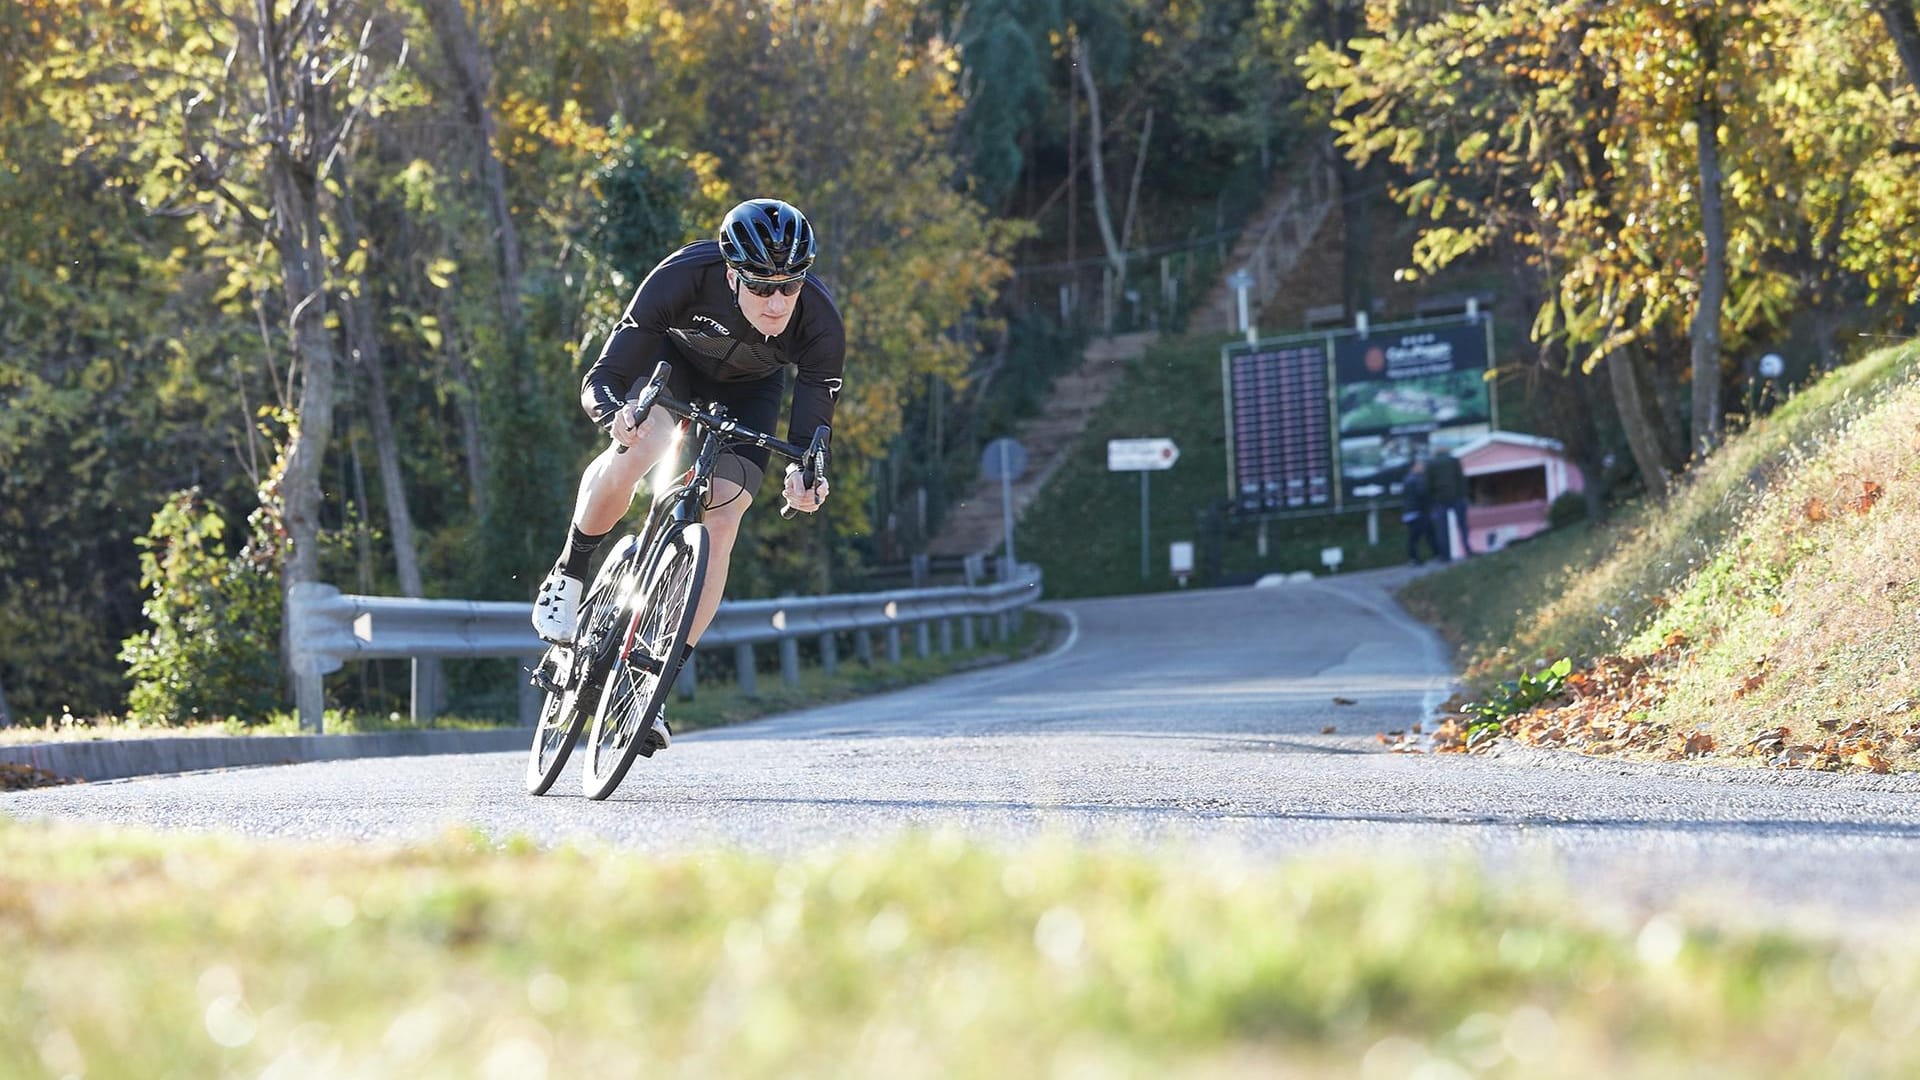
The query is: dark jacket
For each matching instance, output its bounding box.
[581,240,846,445]
[1426,452,1466,504]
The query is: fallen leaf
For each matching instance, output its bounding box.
[1681,731,1716,757]
[1333,697,1357,706]
[1321,725,1337,735]
[1664,629,1690,650]
[1884,700,1914,716]
[1805,497,1829,523]
[1856,480,1884,514]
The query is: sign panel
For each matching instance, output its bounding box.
[1332,320,1491,502]
[1107,438,1180,472]
[980,437,1028,482]
[1226,343,1333,513]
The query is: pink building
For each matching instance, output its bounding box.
[1447,431,1586,552]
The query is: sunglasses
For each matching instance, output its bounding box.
[736,271,806,297]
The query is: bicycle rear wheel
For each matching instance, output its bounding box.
[582,523,708,800]
[525,541,641,795]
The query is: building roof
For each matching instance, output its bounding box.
[1450,430,1567,458]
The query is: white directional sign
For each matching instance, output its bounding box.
[1107,437,1180,472]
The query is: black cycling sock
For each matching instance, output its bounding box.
[557,524,610,581]
[679,641,696,668]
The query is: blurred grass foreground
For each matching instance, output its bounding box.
[5,820,1919,1078]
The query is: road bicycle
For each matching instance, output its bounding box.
[526,360,830,800]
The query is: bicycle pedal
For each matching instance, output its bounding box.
[527,668,562,694]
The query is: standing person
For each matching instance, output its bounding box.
[1402,457,1445,565]
[1426,447,1473,558]
[530,198,845,749]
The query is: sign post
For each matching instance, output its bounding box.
[1108,438,1181,580]
[981,437,1028,578]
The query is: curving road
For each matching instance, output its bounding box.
[10,566,1920,933]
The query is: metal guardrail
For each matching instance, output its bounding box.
[286,563,1043,732]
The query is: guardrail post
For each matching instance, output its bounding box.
[676,657,697,700]
[939,619,953,655]
[735,643,758,698]
[885,626,902,665]
[914,622,931,659]
[820,633,838,676]
[780,637,801,687]
[411,658,441,725]
[998,612,1012,641]
[295,672,325,734]
[518,655,541,726]
[855,629,873,665]
[962,616,977,650]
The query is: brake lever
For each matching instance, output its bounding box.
[612,361,673,454]
[779,425,832,521]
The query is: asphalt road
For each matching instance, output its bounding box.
[11,565,1920,934]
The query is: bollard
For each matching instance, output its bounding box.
[735,642,758,698]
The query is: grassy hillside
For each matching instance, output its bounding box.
[1016,335,1414,599]
[1404,342,1920,770]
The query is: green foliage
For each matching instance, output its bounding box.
[1547,490,1588,530]
[588,129,699,282]
[1461,657,1572,740]
[118,490,283,726]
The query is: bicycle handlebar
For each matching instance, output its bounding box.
[605,361,830,520]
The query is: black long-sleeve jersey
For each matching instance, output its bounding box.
[580,240,846,445]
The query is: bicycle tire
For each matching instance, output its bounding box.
[524,541,642,795]
[582,523,709,800]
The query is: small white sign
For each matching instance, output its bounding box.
[1321,546,1344,570]
[1170,541,1195,575]
[1108,437,1181,472]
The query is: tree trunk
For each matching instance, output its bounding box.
[1606,346,1675,502]
[1687,19,1728,456]
[0,674,11,727]
[337,190,426,599]
[268,164,339,732]
[440,301,491,521]
[1073,34,1128,329]
[1323,0,1374,322]
[419,0,525,349]
[1878,1,1920,97]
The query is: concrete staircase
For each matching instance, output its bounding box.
[922,162,1341,560]
[925,331,1155,558]
[1189,162,1340,337]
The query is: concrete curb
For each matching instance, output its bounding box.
[0,728,528,783]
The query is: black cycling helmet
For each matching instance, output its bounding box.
[717,198,817,277]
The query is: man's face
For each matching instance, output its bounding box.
[729,268,803,337]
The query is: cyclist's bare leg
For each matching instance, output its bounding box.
[687,476,749,645]
[572,408,674,535]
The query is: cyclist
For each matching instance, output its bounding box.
[531,198,843,747]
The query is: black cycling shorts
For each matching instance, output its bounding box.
[658,362,784,496]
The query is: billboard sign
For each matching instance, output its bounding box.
[1332,319,1492,501]
[1225,343,1334,514]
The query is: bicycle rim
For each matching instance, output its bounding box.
[524,686,582,795]
[525,545,638,795]
[583,524,708,800]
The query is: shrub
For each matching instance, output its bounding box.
[1547,490,1589,530]
[118,489,283,724]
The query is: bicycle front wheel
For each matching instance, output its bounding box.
[582,523,709,801]
[526,540,643,796]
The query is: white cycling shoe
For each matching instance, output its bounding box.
[531,568,584,644]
